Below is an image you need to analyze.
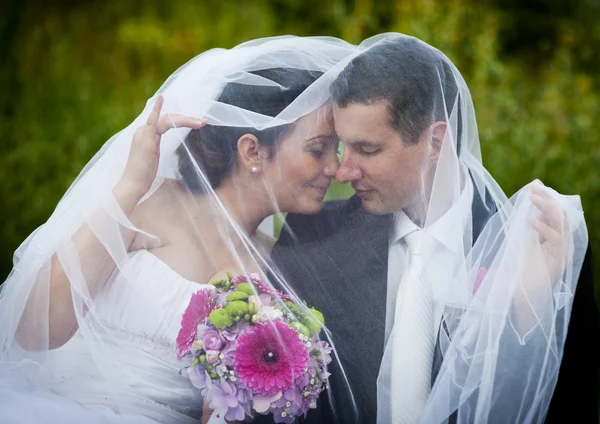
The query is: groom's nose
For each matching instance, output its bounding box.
[336,152,362,184]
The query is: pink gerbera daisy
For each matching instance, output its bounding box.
[177,289,214,359]
[234,321,308,396]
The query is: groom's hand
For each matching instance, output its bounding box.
[529,184,570,285]
[512,184,571,339]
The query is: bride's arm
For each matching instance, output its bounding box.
[22,183,144,350]
[16,96,206,350]
[15,181,149,351]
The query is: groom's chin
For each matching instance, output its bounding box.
[359,196,393,215]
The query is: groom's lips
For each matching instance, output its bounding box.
[354,188,374,199]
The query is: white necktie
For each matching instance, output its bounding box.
[390,229,436,424]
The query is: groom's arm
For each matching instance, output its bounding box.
[481,244,599,423]
[546,244,600,423]
[432,244,599,423]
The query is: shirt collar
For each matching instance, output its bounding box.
[391,173,473,255]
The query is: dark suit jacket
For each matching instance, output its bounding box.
[266,193,599,423]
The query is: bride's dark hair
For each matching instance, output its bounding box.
[177,67,322,193]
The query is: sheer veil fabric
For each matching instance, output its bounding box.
[0,36,356,422]
[336,34,586,424]
[0,33,587,424]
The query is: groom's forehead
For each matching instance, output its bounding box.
[333,102,393,131]
[333,105,400,146]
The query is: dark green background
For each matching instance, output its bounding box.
[1,0,599,416]
[1,1,598,312]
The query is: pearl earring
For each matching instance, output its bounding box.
[251,166,259,173]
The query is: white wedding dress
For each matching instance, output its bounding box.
[0,250,207,423]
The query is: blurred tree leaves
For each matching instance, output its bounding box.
[1,0,599,305]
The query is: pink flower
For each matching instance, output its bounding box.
[203,329,224,350]
[209,381,247,421]
[234,321,309,396]
[232,273,291,301]
[177,289,214,359]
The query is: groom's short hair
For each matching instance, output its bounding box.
[331,36,461,148]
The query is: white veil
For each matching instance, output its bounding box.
[0,32,588,424]
[0,36,358,422]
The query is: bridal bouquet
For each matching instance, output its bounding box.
[176,273,332,423]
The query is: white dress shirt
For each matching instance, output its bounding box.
[385,176,474,345]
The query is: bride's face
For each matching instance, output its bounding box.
[262,109,339,214]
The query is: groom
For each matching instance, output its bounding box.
[270,37,599,423]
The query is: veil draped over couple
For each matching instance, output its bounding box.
[0,34,597,424]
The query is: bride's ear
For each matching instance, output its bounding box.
[237,133,263,174]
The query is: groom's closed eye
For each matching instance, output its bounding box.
[351,141,382,156]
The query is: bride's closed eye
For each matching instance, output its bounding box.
[307,143,326,158]
[305,136,335,159]
[306,136,340,159]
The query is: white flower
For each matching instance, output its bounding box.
[253,393,282,413]
[206,350,220,364]
[248,295,262,313]
[256,306,283,323]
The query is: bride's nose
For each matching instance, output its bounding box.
[323,153,340,178]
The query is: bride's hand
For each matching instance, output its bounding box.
[117,95,207,199]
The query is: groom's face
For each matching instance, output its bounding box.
[333,101,430,215]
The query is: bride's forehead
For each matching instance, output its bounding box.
[292,107,334,132]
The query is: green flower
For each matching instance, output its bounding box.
[289,321,310,338]
[210,279,228,288]
[210,277,233,291]
[235,282,256,296]
[225,300,249,319]
[302,308,325,333]
[284,300,299,315]
[283,300,325,333]
[226,291,249,301]
[209,308,233,329]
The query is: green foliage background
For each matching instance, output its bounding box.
[1,0,599,306]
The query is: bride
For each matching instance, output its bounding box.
[0,36,353,423]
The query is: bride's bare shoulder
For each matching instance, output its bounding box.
[131,179,183,224]
[129,179,186,248]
